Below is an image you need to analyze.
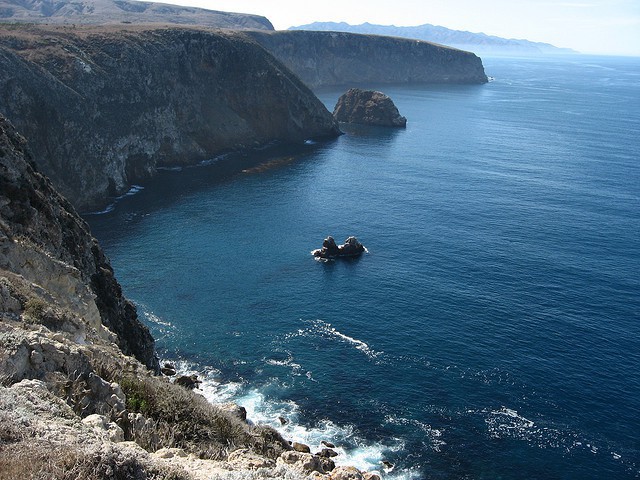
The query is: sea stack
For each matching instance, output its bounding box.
[333,89,407,128]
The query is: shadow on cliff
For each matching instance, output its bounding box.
[84,140,337,229]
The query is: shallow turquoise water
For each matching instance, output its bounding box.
[88,55,640,479]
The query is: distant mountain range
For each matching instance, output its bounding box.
[0,0,273,29]
[289,22,577,55]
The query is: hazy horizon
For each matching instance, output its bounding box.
[149,0,639,57]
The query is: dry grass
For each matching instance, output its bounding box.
[0,440,191,480]
[117,374,290,460]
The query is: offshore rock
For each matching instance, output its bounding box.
[0,25,340,211]
[313,236,366,259]
[333,89,407,127]
[247,30,488,88]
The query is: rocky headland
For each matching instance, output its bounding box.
[333,89,407,128]
[289,21,578,56]
[246,30,489,88]
[0,24,340,211]
[0,113,383,479]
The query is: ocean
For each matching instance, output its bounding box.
[87,55,640,479]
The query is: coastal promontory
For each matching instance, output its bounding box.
[0,25,340,211]
[246,30,489,88]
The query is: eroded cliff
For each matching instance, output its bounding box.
[0,114,158,370]
[0,24,340,211]
[0,111,379,480]
[247,30,489,88]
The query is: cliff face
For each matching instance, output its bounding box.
[0,113,379,480]
[247,30,488,89]
[0,0,274,30]
[0,25,340,211]
[0,114,157,370]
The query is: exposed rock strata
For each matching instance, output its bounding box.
[247,30,488,88]
[0,0,274,30]
[333,89,407,127]
[0,113,382,479]
[0,114,157,370]
[0,25,340,211]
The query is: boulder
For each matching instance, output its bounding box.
[160,362,176,376]
[174,374,201,390]
[278,451,324,473]
[218,402,248,422]
[292,442,311,453]
[330,466,364,480]
[228,448,275,469]
[333,88,407,128]
[318,448,339,458]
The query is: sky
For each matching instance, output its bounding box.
[160,0,640,56]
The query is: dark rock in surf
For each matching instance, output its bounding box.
[318,448,339,458]
[175,374,202,390]
[161,363,177,376]
[312,236,366,259]
[292,442,311,453]
[333,89,407,128]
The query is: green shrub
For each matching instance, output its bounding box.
[23,297,48,321]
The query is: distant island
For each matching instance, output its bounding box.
[289,21,578,56]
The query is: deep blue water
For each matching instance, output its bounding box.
[87,55,640,479]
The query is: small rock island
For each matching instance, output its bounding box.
[312,236,367,259]
[333,88,407,128]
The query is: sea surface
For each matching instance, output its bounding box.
[87,55,640,479]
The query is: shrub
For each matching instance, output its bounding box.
[0,440,192,480]
[117,374,289,460]
[23,297,48,321]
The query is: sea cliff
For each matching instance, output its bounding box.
[0,24,340,211]
[0,113,382,479]
[247,30,489,88]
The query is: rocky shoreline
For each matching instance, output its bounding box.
[0,113,382,479]
[0,13,490,477]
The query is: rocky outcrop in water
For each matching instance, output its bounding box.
[246,30,488,88]
[0,0,274,29]
[333,89,407,127]
[0,25,340,211]
[312,236,366,259]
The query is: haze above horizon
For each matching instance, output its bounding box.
[159,0,640,56]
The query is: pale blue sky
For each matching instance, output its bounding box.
[163,0,640,56]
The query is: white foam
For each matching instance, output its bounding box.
[156,166,183,172]
[83,185,144,215]
[385,415,446,452]
[168,364,413,478]
[124,185,144,196]
[84,203,115,215]
[284,319,382,361]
